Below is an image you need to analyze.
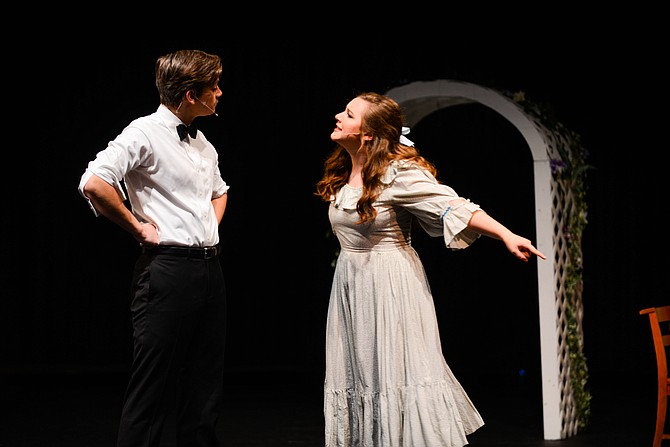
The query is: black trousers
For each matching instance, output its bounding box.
[117,250,227,447]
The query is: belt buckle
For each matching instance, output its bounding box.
[203,246,217,259]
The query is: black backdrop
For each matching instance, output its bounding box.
[3,26,664,403]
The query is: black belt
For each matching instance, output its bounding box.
[142,245,221,259]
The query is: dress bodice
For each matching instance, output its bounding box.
[328,160,483,253]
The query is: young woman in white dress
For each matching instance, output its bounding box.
[315,92,546,447]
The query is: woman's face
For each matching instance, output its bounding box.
[331,97,368,145]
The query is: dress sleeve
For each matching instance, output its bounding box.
[380,161,482,249]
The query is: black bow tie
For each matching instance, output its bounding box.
[177,123,197,141]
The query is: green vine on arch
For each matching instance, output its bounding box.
[508,90,593,430]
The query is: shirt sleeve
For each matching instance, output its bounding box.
[77,125,149,216]
[211,167,229,199]
[381,161,483,249]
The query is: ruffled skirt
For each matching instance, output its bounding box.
[324,248,484,447]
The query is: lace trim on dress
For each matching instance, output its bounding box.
[332,161,404,210]
[441,200,481,249]
[332,184,362,210]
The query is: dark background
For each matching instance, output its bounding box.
[2,21,664,440]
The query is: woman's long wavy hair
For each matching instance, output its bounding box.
[315,92,438,223]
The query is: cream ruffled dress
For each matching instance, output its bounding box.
[324,160,485,447]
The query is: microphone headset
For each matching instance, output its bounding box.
[192,92,218,117]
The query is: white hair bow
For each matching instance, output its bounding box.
[400,126,414,147]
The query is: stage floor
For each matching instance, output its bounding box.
[0,369,653,446]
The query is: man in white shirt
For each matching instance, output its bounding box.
[78,49,229,447]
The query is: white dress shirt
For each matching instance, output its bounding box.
[78,104,229,247]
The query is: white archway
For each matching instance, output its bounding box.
[386,79,584,440]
